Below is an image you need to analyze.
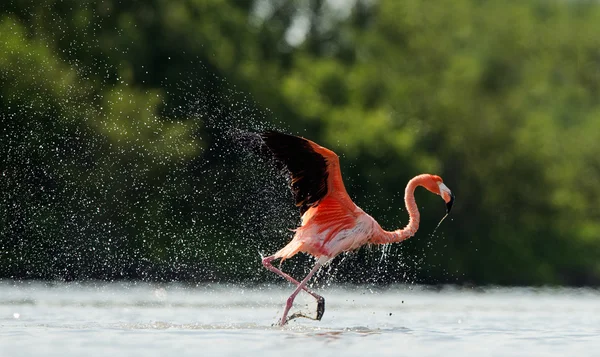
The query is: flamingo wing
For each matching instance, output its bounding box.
[261,131,351,215]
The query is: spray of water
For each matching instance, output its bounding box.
[434,213,449,234]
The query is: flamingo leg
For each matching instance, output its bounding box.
[277,257,326,326]
[262,256,326,323]
[261,255,322,299]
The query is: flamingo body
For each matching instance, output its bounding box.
[275,197,379,260]
[259,131,454,325]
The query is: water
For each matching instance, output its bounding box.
[1,282,598,356]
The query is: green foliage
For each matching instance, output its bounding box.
[1,0,600,285]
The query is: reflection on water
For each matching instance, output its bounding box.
[0,282,599,356]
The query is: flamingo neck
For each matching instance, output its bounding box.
[382,174,427,243]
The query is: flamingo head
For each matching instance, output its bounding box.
[422,174,455,214]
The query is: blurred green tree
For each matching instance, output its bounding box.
[1,0,600,285]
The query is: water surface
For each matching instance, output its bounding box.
[1,282,598,356]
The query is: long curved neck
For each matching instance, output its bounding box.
[377,174,429,244]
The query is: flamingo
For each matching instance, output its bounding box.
[260,131,454,326]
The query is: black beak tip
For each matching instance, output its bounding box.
[446,193,455,214]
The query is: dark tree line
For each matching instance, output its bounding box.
[1,0,600,285]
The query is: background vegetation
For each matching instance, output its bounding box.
[2,0,600,286]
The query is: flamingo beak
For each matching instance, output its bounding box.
[438,183,454,214]
[446,192,455,214]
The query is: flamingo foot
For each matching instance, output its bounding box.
[279,295,326,326]
[316,296,325,321]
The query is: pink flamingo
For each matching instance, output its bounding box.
[260,132,454,325]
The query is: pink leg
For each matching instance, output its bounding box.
[262,255,326,323]
[275,257,326,326]
[261,256,322,300]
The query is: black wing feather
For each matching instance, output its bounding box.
[261,131,328,215]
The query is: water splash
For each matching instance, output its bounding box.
[434,213,449,234]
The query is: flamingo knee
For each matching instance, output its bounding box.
[262,256,273,268]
